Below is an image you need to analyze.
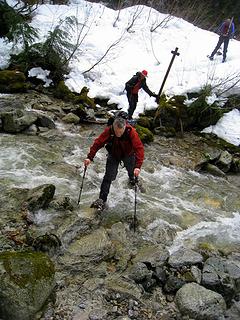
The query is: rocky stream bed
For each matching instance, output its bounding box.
[0,91,240,320]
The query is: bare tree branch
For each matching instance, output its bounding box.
[83,34,125,74]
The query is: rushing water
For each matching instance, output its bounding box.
[0,119,240,255]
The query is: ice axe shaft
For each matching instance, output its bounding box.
[156,47,180,103]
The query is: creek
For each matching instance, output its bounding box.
[0,92,240,318]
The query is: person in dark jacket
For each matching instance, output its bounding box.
[125,70,157,119]
[84,114,144,210]
[208,18,235,63]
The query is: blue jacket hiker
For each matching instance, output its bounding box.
[208,18,235,63]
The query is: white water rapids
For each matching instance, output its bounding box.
[0,121,240,255]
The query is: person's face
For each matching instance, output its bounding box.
[113,125,125,137]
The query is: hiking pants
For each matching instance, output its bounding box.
[211,35,230,61]
[127,91,138,119]
[99,154,135,202]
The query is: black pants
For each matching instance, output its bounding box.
[127,91,138,119]
[210,35,230,61]
[99,154,135,202]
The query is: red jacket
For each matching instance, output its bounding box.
[87,124,144,169]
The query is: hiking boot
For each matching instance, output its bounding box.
[208,56,213,61]
[90,199,105,211]
[222,58,226,63]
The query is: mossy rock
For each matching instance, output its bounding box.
[135,124,154,143]
[136,116,151,128]
[53,80,76,101]
[77,86,96,109]
[231,157,240,173]
[154,126,176,137]
[0,70,28,93]
[153,94,186,129]
[54,82,96,110]
[0,251,55,320]
[187,96,226,129]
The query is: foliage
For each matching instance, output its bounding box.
[10,16,78,84]
[187,87,226,128]
[54,82,96,112]
[0,0,36,40]
[136,124,154,143]
[0,70,28,93]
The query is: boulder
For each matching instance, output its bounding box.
[2,110,38,133]
[0,251,55,320]
[0,70,28,93]
[175,282,226,320]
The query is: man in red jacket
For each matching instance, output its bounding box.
[125,70,157,119]
[84,112,144,211]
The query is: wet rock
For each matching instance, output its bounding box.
[0,251,55,320]
[189,265,202,284]
[88,308,107,320]
[2,110,38,133]
[35,113,56,129]
[49,195,74,211]
[216,150,232,172]
[132,244,169,268]
[26,184,55,211]
[105,275,142,300]
[153,266,167,284]
[146,219,181,246]
[60,227,114,268]
[164,275,186,293]
[225,299,240,319]
[175,282,226,320]
[168,248,203,268]
[32,103,64,114]
[203,163,226,177]
[62,112,80,124]
[202,256,240,303]
[32,233,61,255]
[127,262,152,283]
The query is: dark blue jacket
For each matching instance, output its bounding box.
[217,20,235,38]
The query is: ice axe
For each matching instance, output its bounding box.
[156,47,180,103]
[154,47,180,125]
[77,165,87,205]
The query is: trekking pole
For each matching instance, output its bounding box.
[77,165,87,205]
[133,176,138,232]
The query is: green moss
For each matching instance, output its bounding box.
[77,86,96,109]
[0,251,55,288]
[187,94,226,129]
[198,242,216,252]
[54,83,96,109]
[136,124,154,143]
[0,70,27,93]
[136,116,151,128]
[0,70,26,83]
[54,80,75,100]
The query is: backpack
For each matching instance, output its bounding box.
[107,111,129,126]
